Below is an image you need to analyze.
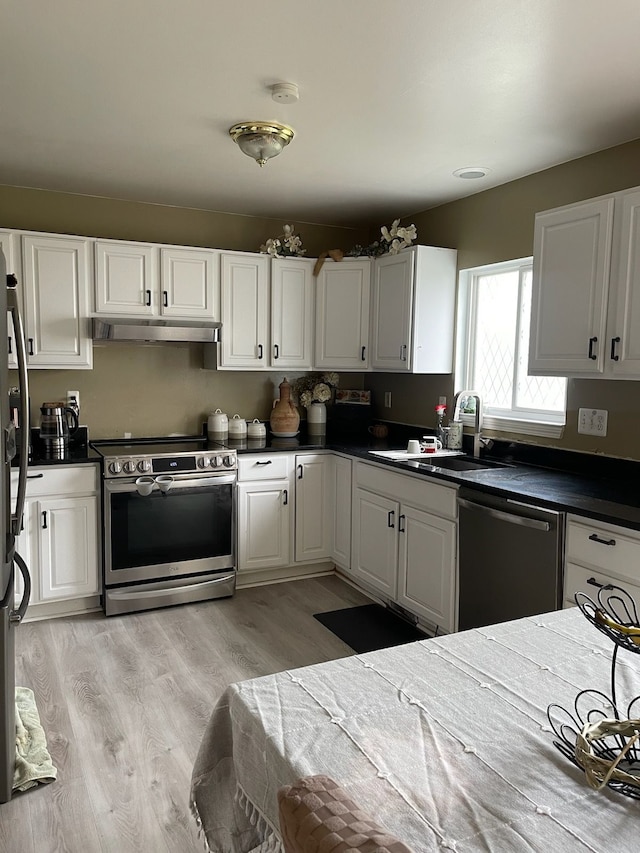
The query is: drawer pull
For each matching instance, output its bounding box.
[255,460,272,466]
[586,576,605,588]
[27,473,44,479]
[588,533,616,547]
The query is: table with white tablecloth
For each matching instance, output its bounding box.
[191,607,639,853]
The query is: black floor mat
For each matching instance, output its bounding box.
[313,603,427,653]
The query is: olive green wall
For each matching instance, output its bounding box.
[367,139,640,461]
[0,184,368,438]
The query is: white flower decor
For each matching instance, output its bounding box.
[294,372,339,408]
[347,218,418,258]
[260,224,307,257]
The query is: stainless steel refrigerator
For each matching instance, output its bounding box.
[0,249,31,803]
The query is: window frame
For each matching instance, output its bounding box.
[455,257,566,438]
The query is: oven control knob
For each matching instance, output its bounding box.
[123,460,137,475]
[197,457,210,468]
[224,455,235,467]
[108,461,122,475]
[211,455,222,468]
[137,460,151,473]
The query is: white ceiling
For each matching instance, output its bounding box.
[3,0,640,228]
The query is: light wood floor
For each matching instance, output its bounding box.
[1,575,370,853]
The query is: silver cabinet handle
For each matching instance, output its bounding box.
[458,497,551,531]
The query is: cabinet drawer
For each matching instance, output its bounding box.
[564,560,640,607]
[566,517,640,584]
[355,461,458,519]
[237,454,291,482]
[16,465,98,497]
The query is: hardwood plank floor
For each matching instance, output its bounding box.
[3,575,369,852]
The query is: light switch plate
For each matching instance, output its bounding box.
[578,407,608,436]
[384,392,392,408]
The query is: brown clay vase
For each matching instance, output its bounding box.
[270,377,300,436]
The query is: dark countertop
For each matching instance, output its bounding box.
[21,425,640,532]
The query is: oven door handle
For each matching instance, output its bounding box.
[105,474,237,493]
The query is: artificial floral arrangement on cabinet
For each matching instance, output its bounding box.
[293,372,340,409]
[312,218,418,276]
[259,224,306,257]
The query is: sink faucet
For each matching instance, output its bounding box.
[452,390,483,457]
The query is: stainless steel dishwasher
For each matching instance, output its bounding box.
[457,488,564,631]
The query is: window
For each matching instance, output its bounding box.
[455,257,566,437]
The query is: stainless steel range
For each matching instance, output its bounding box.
[93,438,237,616]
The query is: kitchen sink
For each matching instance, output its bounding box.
[416,456,510,472]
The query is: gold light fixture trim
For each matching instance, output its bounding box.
[229,121,295,167]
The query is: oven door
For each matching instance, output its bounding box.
[104,472,236,586]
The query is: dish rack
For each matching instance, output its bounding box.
[547,583,640,798]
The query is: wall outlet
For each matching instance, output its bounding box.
[384,391,392,408]
[66,390,80,410]
[438,396,447,407]
[578,407,608,436]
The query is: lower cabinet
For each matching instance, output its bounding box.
[236,451,337,583]
[351,461,458,634]
[13,464,100,619]
[564,514,640,607]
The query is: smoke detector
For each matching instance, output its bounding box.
[271,82,299,103]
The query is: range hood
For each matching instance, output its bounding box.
[92,317,222,343]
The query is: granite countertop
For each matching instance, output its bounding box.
[20,425,640,531]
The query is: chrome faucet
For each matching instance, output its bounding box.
[452,390,483,457]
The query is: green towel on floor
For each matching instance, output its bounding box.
[13,686,57,792]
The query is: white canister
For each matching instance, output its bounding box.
[247,418,266,438]
[207,408,228,439]
[307,401,327,434]
[228,414,247,438]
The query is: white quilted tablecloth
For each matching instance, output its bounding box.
[191,607,640,853]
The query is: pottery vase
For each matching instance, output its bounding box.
[270,377,300,437]
[307,401,327,434]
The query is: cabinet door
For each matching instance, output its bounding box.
[160,247,219,319]
[220,253,269,368]
[396,505,456,633]
[0,230,20,368]
[351,488,398,597]
[95,240,157,316]
[331,456,352,570]
[315,259,370,369]
[271,258,314,369]
[13,499,36,609]
[295,454,331,562]
[237,481,290,570]
[529,198,614,376]
[37,495,99,601]
[371,251,413,371]
[609,189,640,376]
[22,234,92,368]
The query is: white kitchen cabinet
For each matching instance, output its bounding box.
[0,230,20,368]
[529,185,640,378]
[294,453,332,562]
[563,514,640,608]
[11,465,100,618]
[315,258,371,370]
[219,251,270,369]
[21,234,93,368]
[237,453,292,571]
[331,455,352,570]
[271,257,314,369]
[370,246,457,373]
[351,461,458,633]
[95,240,219,319]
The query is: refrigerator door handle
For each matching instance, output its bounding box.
[7,282,30,540]
[10,552,30,623]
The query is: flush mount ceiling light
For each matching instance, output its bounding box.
[453,167,490,180]
[229,121,295,167]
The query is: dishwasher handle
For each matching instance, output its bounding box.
[458,497,551,532]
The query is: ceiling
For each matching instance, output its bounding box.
[3,0,640,228]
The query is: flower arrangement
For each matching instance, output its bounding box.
[293,372,340,408]
[260,224,307,257]
[347,218,417,258]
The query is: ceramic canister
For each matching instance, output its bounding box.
[228,414,247,437]
[207,408,228,439]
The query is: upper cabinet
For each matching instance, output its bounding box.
[95,240,219,319]
[219,251,270,369]
[271,257,314,370]
[22,234,93,369]
[529,186,640,378]
[315,258,371,370]
[370,246,457,373]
